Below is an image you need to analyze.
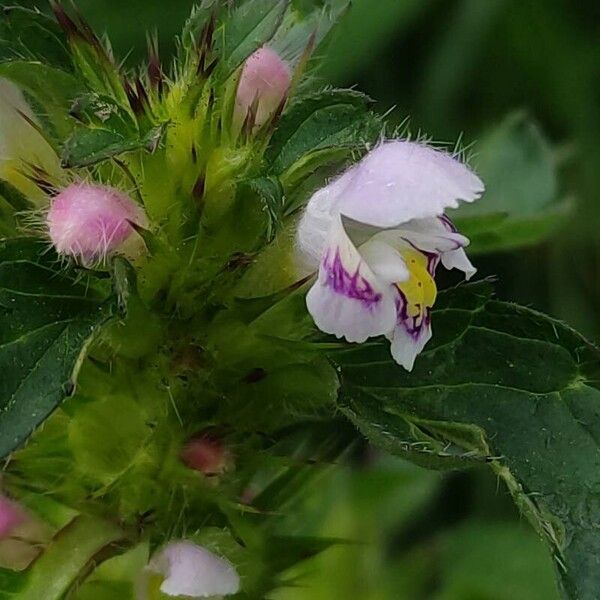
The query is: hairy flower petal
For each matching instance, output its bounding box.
[306,216,396,343]
[333,141,483,228]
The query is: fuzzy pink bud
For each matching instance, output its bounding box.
[46,183,147,264]
[235,46,291,132]
[0,495,25,539]
[181,434,232,476]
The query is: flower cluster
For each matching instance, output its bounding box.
[0,6,486,596]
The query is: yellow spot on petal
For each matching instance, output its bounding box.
[396,250,437,321]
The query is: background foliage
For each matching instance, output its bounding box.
[7,0,600,598]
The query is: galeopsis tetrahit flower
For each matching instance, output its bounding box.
[297,140,484,371]
[46,182,148,265]
[140,540,240,598]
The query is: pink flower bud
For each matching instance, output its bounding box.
[235,46,291,132]
[181,434,232,476]
[46,183,148,264]
[0,495,25,539]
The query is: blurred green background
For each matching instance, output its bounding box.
[23,0,599,597]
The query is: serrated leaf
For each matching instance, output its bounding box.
[266,88,381,177]
[452,112,569,253]
[0,61,81,142]
[69,93,138,134]
[219,0,288,74]
[0,238,116,458]
[238,176,285,241]
[180,1,220,51]
[62,124,165,168]
[0,6,71,70]
[334,281,600,599]
[270,0,350,65]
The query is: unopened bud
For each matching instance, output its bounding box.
[0,495,24,539]
[234,46,291,133]
[181,434,232,476]
[46,183,148,265]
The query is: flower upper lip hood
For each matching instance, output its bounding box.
[331,141,484,227]
[297,139,485,371]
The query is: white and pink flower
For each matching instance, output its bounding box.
[297,140,484,371]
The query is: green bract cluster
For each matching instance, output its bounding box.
[0,2,597,599]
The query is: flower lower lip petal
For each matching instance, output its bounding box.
[306,216,397,343]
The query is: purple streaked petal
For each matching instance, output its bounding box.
[296,167,358,269]
[306,217,396,343]
[333,141,484,228]
[388,289,433,371]
[389,319,432,371]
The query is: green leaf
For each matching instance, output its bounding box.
[0,61,81,142]
[0,238,116,458]
[0,179,30,212]
[334,281,600,599]
[0,6,71,70]
[265,88,381,178]
[270,0,351,66]
[238,176,285,242]
[69,93,138,134]
[72,543,149,600]
[18,515,123,600]
[219,0,288,74]
[62,124,165,168]
[452,112,570,253]
[180,1,220,51]
[0,179,31,237]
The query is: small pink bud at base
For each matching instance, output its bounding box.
[181,434,232,476]
[46,183,148,265]
[234,46,291,132]
[0,495,25,539]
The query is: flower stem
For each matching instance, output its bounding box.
[19,515,124,600]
